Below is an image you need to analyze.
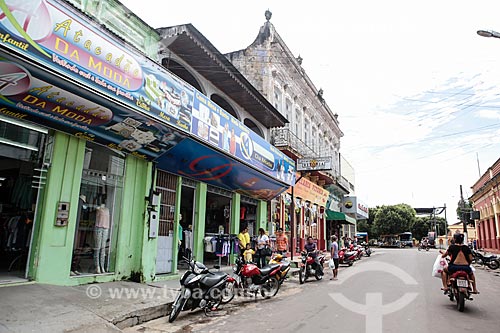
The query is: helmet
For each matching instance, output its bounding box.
[272,254,283,262]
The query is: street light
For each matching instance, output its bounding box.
[477,29,500,38]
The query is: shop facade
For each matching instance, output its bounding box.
[0,0,293,285]
[470,157,500,252]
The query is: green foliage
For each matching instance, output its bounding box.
[372,204,416,236]
[410,216,447,240]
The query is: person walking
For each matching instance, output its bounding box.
[256,228,270,268]
[330,235,339,280]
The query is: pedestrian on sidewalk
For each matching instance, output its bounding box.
[275,228,288,255]
[238,226,250,257]
[330,235,339,280]
[256,228,270,268]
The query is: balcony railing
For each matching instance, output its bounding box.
[270,127,341,178]
[270,127,316,158]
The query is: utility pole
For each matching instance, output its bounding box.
[460,185,468,245]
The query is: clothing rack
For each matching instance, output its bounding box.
[204,233,238,269]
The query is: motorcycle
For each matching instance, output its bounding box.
[446,269,474,312]
[418,243,430,251]
[168,258,235,323]
[339,247,357,266]
[268,253,291,285]
[364,244,372,257]
[298,251,325,284]
[471,249,500,270]
[353,245,364,260]
[232,257,281,298]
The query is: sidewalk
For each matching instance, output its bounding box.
[0,259,307,333]
[0,279,182,333]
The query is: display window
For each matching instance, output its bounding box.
[70,142,125,276]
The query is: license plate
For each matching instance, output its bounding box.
[456,280,468,288]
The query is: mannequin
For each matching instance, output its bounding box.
[94,203,110,274]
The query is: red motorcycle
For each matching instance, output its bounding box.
[339,247,357,266]
[232,257,281,298]
[298,251,325,284]
[446,269,474,312]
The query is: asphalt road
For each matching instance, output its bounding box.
[124,248,500,333]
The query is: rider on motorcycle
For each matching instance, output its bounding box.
[440,233,479,294]
[304,236,323,276]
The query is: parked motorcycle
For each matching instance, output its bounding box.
[232,257,281,298]
[471,249,500,270]
[268,253,291,285]
[168,258,235,323]
[339,247,357,266]
[446,269,474,312]
[298,251,325,284]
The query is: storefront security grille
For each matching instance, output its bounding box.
[181,177,197,188]
[241,195,258,205]
[207,185,232,198]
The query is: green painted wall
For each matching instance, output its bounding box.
[192,182,207,262]
[30,132,151,286]
[31,132,85,284]
[229,193,241,264]
[257,200,268,232]
[170,176,183,274]
[139,164,158,282]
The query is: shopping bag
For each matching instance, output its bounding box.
[432,254,447,278]
[328,258,335,269]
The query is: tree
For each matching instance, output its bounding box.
[411,216,448,240]
[372,204,416,236]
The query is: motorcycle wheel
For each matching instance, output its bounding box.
[315,270,323,280]
[457,292,465,312]
[299,266,306,284]
[418,246,422,251]
[221,281,235,304]
[168,294,184,323]
[261,276,280,298]
[487,259,500,270]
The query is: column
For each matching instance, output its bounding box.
[192,182,207,262]
[256,200,268,232]
[229,193,241,264]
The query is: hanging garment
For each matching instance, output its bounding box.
[184,230,193,250]
[204,236,214,252]
[215,238,224,256]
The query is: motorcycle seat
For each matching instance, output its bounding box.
[260,264,280,275]
[450,271,469,279]
[200,272,226,287]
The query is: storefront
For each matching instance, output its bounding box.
[0,1,294,285]
[277,177,329,253]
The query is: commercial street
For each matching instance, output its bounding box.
[125,249,500,333]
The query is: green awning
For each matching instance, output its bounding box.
[325,210,356,224]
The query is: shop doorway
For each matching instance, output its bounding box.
[203,190,233,267]
[177,184,195,269]
[155,170,176,274]
[0,118,47,283]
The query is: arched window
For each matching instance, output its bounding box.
[210,94,239,119]
[161,58,204,93]
[244,119,264,139]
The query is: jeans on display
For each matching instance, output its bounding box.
[94,227,109,274]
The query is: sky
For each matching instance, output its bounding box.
[120,0,500,224]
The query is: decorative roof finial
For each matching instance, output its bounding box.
[297,55,303,65]
[265,9,272,21]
